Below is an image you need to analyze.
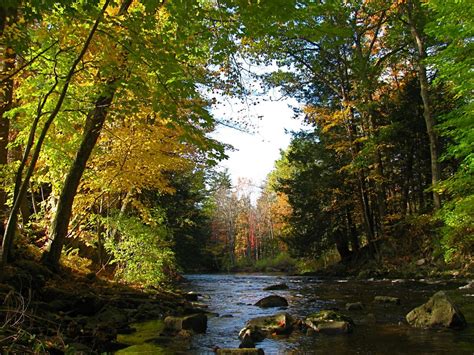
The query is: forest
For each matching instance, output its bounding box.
[0,0,472,353]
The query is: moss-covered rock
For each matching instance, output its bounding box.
[305,310,354,335]
[239,313,294,343]
[406,291,467,329]
[164,313,207,333]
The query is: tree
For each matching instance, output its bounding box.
[425,0,474,260]
[404,0,442,209]
[1,0,111,266]
[0,2,18,232]
[42,0,239,269]
[270,129,359,261]
[208,170,238,268]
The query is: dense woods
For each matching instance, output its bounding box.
[0,0,472,282]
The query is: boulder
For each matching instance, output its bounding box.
[316,321,353,335]
[263,283,289,291]
[345,302,364,311]
[134,302,163,321]
[164,313,207,333]
[184,291,200,301]
[93,305,129,329]
[255,295,288,308]
[239,313,294,343]
[239,329,256,348]
[406,291,467,329]
[305,310,354,335]
[374,296,400,305]
[415,258,426,266]
[216,349,264,355]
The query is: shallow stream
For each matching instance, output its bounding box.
[120,274,474,354]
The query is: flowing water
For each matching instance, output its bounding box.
[120,274,474,354]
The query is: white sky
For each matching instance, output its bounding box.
[210,94,306,189]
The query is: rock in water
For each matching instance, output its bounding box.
[305,310,354,335]
[239,329,256,348]
[406,291,466,329]
[216,349,264,355]
[164,313,207,333]
[184,291,201,301]
[239,313,294,343]
[316,321,353,335]
[346,302,364,311]
[255,295,288,308]
[374,296,401,305]
[263,283,289,291]
[459,281,474,290]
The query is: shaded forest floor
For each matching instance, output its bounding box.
[0,247,195,353]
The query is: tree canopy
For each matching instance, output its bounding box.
[0,0,472,281]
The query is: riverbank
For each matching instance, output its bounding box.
[0,255,193,353]
[219,237,473,282]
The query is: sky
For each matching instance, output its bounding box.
[210,93,306,190]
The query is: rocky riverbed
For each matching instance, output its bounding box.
[177,274,474,354]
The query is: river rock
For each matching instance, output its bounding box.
[406,291,467,329]
[305,310,354,335]
[164,313,207,333]
[415,258,426,266]
[184,291,200,301]
[263,283,289,291]
[255,295,288,308]
[216,349,264,355]
[316,321,353,335]
[239,313,294,343]
[93,305,129,328]
[239,329,256,348]
[374,296,400,305]
[346,302,364,311]
[459,281,474,290]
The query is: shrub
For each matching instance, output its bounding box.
[103,213,178,286]
[255,252,296,272]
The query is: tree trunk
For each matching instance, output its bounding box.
[407,0,441,210]
[42,88,116,268]
[344,107,375,242]
[41,0,134,270]
[1,0,111,267]
[346,210,359,252]
[0,4,17,235]
[334,230,351,263]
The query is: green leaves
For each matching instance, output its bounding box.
[426,0,474,260]
[103,212,177,285]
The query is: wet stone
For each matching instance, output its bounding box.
[346,302,364,311]
[374,296,401,305]
[263,283,289,291]
[164,313,207,333]
[217,348,265,355]
[255,295,288,308]
[406,291,466,329]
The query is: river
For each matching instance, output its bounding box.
[120,274,474,354]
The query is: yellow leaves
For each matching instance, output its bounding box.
[304,105,351,134]
[84,107,191,198]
